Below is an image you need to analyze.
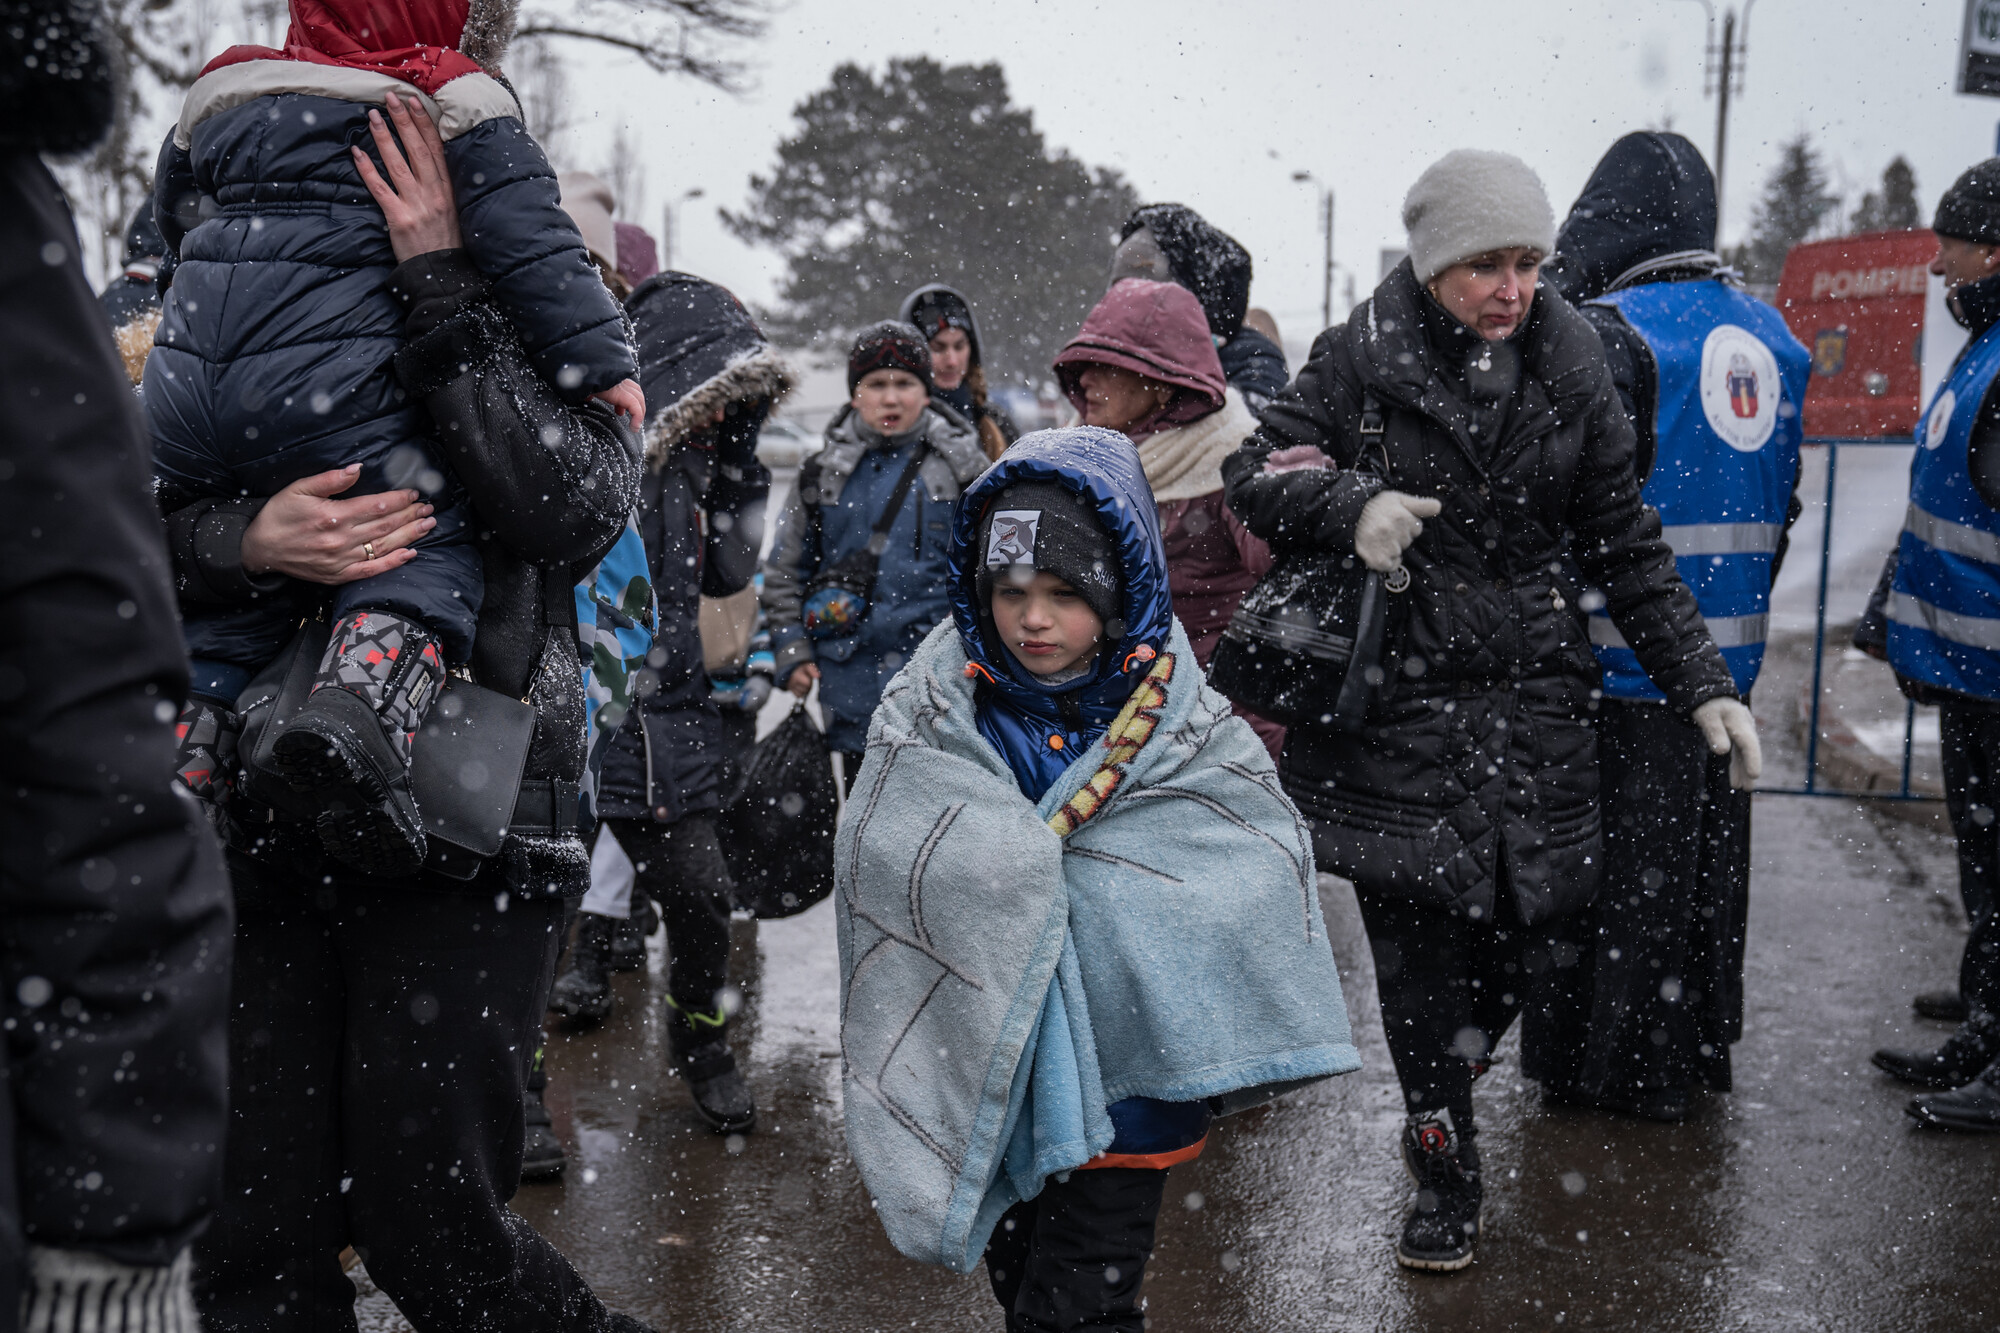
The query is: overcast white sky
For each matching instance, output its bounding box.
[550,0,1997,355]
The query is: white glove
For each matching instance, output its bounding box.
[1692,696,1762,790]
[1354,490,1443,574]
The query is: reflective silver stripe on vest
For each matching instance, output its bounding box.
[1658,522,1782,555]
[1590,613,1769,651]
[1885,590,2000,651]
[1903,503,2000,567]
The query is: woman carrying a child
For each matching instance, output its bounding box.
[156,42,662,1333]
[1222,150,1760,1272]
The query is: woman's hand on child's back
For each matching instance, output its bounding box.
[353,92,462,263]
[241,466,434,584]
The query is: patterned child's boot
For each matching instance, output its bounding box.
[271,610,444,876]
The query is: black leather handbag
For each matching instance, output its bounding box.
[1207,397,1406,730]
[236,620,541,879]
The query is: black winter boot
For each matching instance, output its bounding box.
[1913,989,1971,1023]
[1396,1109,1481,1272]
[1907,1053,2000,1130]
[609,897,657,973]
[521,1043,566,1182]
[1871,1013,2000,1088]
[271,610,444,876]
[548,913,616,1025]
[668,998,755,1134]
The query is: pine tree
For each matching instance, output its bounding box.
[1849,157,1921,233]
[1728,134,1841,284]
[725,58,1141,383]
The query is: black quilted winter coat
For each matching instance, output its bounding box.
[145,56,633,668]
[1222,261,1736,925]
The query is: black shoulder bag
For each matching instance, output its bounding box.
[1207,395,1407,730]
[799,443,930,639]
[236,619,542,879]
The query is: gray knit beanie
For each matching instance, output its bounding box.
[1402,150,1558,284]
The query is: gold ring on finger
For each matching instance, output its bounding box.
[364,541,376,560]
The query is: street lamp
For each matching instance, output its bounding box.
[1680,0,1758,225]
[1292,170,1334,332]
[662,187,705,272]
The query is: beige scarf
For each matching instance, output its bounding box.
[1135,388,1261,504]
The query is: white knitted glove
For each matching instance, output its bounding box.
[1692,696,1762,790]
[1353,491,1442,574]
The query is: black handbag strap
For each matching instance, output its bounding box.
[863,445,931,555]
[1357,392,1393,482]
[805,441,931,559]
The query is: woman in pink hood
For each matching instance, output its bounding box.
[1054,277,1284,755]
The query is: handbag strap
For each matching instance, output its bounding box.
[803,440,932,560]
[1357,392,1393,482]
[863,444,931,556]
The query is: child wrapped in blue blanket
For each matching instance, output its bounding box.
[835,426,1359,1330]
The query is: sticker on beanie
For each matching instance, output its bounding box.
[986,511,1040,567]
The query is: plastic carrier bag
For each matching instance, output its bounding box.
[716,701,837,918]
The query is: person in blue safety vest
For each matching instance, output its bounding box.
[1856,159,2000,1131]
[1527,132,1810,1123]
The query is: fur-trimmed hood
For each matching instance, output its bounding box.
[628,271,794,469]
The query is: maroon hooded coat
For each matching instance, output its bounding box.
[1055,279,1283,755]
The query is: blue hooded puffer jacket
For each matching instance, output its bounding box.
[948,427,1175,800]
[145,62,635,669]
[948,425,1211,1160]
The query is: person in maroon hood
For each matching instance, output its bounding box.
[1053,277,1283,755]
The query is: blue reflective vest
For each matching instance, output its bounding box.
[1585,279,1809,700]
[1886,321,2000,701]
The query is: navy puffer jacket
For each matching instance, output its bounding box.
[145,58,634,667]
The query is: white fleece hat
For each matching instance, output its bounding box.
[1401,149,1557,284]
[557,171,619,274]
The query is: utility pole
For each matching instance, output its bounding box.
[662,187,704,271]
[1321,188,1335,332]
[1293,170,1335,330]
[1686,0,1756,226]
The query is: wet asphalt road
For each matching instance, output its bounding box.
[357,677,2000,1332]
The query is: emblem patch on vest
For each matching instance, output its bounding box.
[1700,324,1783,452]
[1924,388,1957,452]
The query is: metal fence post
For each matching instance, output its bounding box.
[1802,439,1840,795]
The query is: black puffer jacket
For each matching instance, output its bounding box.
[595,273,779,824]
[1222,261,1735,924]
[170,251,640,898]
[146,55,634,667]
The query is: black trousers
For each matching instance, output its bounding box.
[601,814,735,1014]
[1940,699,2000,1012]
[1352,883,1581,1130]
[195,863,609,1332]
[983,1168,1167,1333]
[1529,700,1748,1098]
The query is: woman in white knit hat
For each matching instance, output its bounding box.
[1222,149,1757,1272]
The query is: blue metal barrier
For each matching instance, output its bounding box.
[1755,435,1932,802]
